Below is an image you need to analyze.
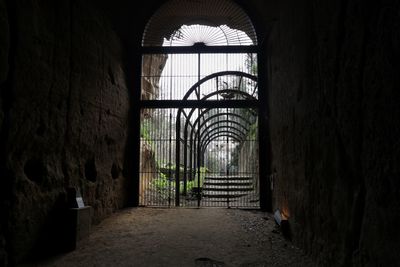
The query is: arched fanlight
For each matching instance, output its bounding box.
[163,24,253,46]
[142,0,257,46]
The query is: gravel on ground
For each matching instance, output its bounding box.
[21,208,314,267]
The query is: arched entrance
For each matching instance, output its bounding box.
[138,0,266,208]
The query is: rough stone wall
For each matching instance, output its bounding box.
[266,0,400,266]
[238,138,259,189]
[0,0,131,264]
[0,0,9,265]
[0,0,398,265]
[141,54,168,100]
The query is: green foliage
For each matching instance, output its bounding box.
[191,167,207,187]
[140,120,153,148]
[230,145,240,167]
[248,121,258,140]
[150,166,208,196]
[245,53,258,75]
[185,167,207,196]
[152,173,169,190]
[158,163,186,181]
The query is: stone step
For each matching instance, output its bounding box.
[202,191,250,198]
[204,180,253,185]
[201,198,259,205]
[202,185,253,191]
[204,181,252,186]
[203,188,253,192]
[201,198,240,203]
[205,176,253,181]
[201,174,255,199]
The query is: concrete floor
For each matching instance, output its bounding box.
[21,208,314,267]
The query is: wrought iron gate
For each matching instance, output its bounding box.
[139,105,259,208]
[139,50,260,208]
[139,16,261,208]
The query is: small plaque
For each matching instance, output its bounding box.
[76,191,85,208]
[76,197,85,208]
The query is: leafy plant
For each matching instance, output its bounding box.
[248,121,258,140]
[140,120,154,148]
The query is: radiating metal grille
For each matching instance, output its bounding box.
[142,0,257,46]
[162,24,253,46]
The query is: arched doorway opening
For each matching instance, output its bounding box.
[138,0,267,208]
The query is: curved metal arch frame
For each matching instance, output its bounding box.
[198,112,252,130]
[181,71,257,101]
[198,89,257,101]
[190,113,252,144]
[182,71,257,143]
[183,110,257,190]
[179,73,258,191]
[175,72,259,206]
[184,105,257,133]
[200,130,244,152]
[197,123,247,144]
[185,109,255,145]
[183,114,253,195]
[201,135,241,154]
[182,102,256,159]
[183,111,251,193]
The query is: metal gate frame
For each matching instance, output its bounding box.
[135,45,272,210]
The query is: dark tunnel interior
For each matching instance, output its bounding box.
[0,0,399,266]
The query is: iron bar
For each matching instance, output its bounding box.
[169,112,172,207]
[175,110,181,207]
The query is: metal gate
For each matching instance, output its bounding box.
[139,48,259,208]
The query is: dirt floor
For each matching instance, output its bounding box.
[22,208,314,267]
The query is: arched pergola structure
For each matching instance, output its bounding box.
[175,71,258,202]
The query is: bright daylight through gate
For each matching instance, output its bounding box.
[139,23,259,208]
